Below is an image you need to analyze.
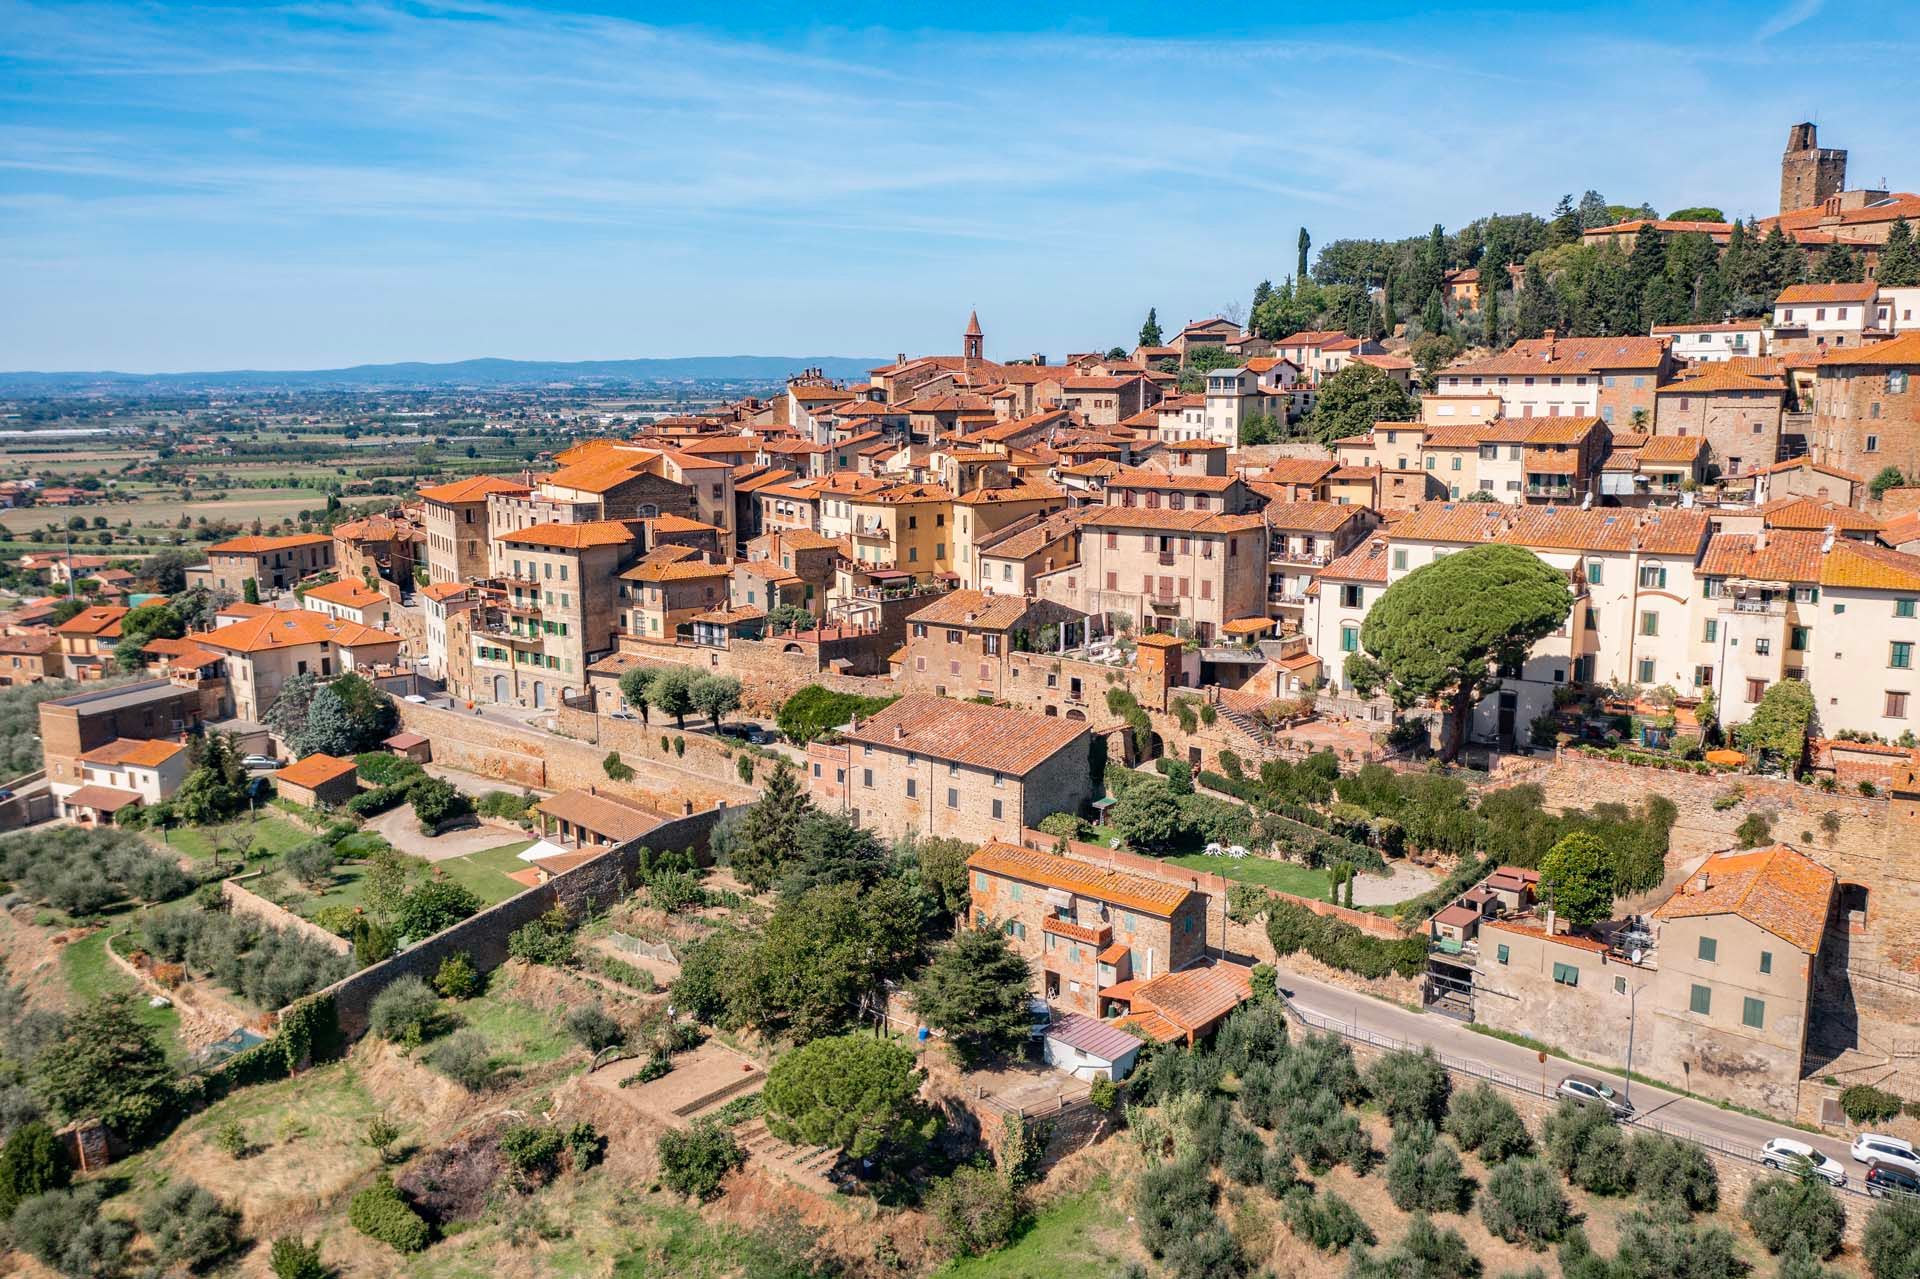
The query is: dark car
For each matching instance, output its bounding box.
[1868,1165,1920,1198]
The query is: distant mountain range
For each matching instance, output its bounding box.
[0,354,888,392]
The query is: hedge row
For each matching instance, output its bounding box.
[1266,898,1426,981]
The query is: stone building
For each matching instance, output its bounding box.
[1810,331,1920,484]
[963,839,1207,1017]
[805,694,1091,844]
[419,475,530,585]
[894,589,1090,702]
[206,533,334,598]
[39,679,205,798]
[273,753,360,808]
[331,513,423,591]
[475,521,643,707]
[198,609,404,722]
[1780,121,1848,215]
[1654,363,1789,477]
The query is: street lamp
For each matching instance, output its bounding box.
[1624,978,1650,1108]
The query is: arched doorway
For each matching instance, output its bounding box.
[492,674,507,703]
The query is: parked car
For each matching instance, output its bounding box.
[1852,1133,1920,1177]
[1761,1137,1847,1186]
[610,708,638,721]
[1868,1165,1920,1198]
[1557,1075,1633,1118]
[404,694,429,704]
[240,755,279,770]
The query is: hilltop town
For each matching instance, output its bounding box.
[7,122,1920,1278]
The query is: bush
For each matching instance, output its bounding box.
[142,1178,243,1272]
[1353,1213,1480,1279]
[928,1166,1024,1258]
[368,975,449,1049]
[0,824,193,913]
[500,1123,566,1178]
[603,751,634,782]
[270,1235,326,1279]
[564,1121,605,1171]
[349,1174,431,1253]
[658,1118,744,1200]
[1385,1123,1470,1214]
[1266,897,1427,979]
[1090,1077,1119,1112]
[776,685,899,745]
[1283,1186,1376,1252]
[343,784,410,818]
[282,838,338,888]
[565,1004,625,1052]
[474,790,535,825]
[1037,811,1086,840]
[142,905,353,1009]
[214,1118,249,1157]
[1479,1158,1571,1249]
[1743,1174,1845,1258]
[507,903,574,965]
[1542,1097,1633,1196]
[425,1029,494,1090]
[432,951,479,999]
[1627,1131,1717,1214]
[0,1121,69,1216]
[1842,1084,1905,1125]
[1367,1047,1451,1131]
[409,777,469,832]
[10,1186,136,1279]
[1445,1083,1533,1163]
[355,751,424,787]
[1864,1193,1920,1279]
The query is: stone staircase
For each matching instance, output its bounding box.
[1214,700,1274,753]
[734,1118,840,1194]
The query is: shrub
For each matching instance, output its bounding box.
[1366,1047,1451,1131]
[409,777,469,831]
[1385,1123,1470,1214]
[1444,1083,1533,1163]
[355,751,424,787]
[1089,1077,1119,1112]
[1283,1186,1376,1252]
[368,975,449,1049]
[432,951,479,999]
[425,1029,494,1090]
[1842,1083,1904,1125]
[1266,897,1427,979]
[142,1178,243,1272]
[214,1118,249,1158]
[349,1174,431,1253]
[0,1121,69,1215]
[507,903,574,965]
[1037,811,1086,840]
[10,1186,136,1279]
[928,1166,1024,1258]
[364,1115,402,1162]
[142,905,352,1009]
[657,1118,744,1200]
[1353,1213,1480,1279]
[1479,1158,1571,1249]
[1627,1131,1717,1214]
[1542,1097,1633,1196]
[564,1121,605,1171]
[647,868,706,912]
[1743,1174,1845,1258]
[500,1123,566,1178]
[283,839,338,888]
[603,751,634,782]
[270,1235,326,1279]
[474,790,535,824]
[1864,1193,1920,1279]
[565,1004,625,1052]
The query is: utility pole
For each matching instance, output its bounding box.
[1624,981,1650,1107]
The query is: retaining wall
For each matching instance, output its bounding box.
[222,872,353,956]
[317,805,725,1038]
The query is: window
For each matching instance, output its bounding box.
[1746,677,1767,702]
[1640,610,1659,637]
[1552,962,1579,986]
[1689,984,1712,1015]
[974,872,987,892]
[1898,599,1917,619]
[1615,975,1628,994]
[1340,625,1359,654]
[991,799,1003,819]
[1639,564,1667,589]
[1791,626,1809,651]
[1587,561,1603,585]
[947,787,959,809]
[1867,434,1880,453]
[1009,884,1022,902]
[1698,936,1717,963]
[862,768,873,787]
[1759,950,1772,975]
[906,778,917,798]
[1392,549,1408,571]
[1703,619,1718,643]
[1637,657,1656,683]
[1742,997,1765,1029]
[1888,691,1909,719]
[1496,944,1509,965]
[1892,642,1913,670]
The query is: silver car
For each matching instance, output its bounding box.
[1762,1137,1847,1186]
[1557,1075,1633,1118]
[1853,1133,1920,1177]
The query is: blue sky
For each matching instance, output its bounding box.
[3,0,1917,371]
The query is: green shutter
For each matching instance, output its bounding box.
[1759,951,1772,974]
[1698,936,1717,962]
[1496,944,1509,965]
[1742,997,1765,1029]
[1689,984,1712,1015]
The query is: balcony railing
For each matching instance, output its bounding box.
[1723,598,1783,615]
[1270,549,1331,566]
[1157,551,1176,566]
[1043,916,1112,947]
[1269,591,1309,607]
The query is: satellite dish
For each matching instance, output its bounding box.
[1630,948,1644,965]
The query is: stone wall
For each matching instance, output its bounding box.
[392,700,756,812]
[591,641,892,717]
[319,806,725,1038]
[223,872,353,956]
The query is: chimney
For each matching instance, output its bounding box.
[894,724,908,741]
[1545,907,1557,936]
[1755,529,1768,550]
[1821,523,1836,553]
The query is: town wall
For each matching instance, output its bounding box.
[594,641,892,716]
[392,700,756,811]
[319,806,724,1037]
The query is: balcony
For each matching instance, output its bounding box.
[1148,594,1180,611]
[1721,597,1785,616]
[506,598,542,619]
[1270,549,1331,567]
[1043,916,1112,947]
[1157,551,1176,566]
[477,623,544,648]
[1269,591,1309,607]
[501,572,539,590]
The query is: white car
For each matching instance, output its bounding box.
[404,694,429,704]
[1761,1137,1847,1186]
[1853,1133,1920,1177]
[1557,1075,1633,1118]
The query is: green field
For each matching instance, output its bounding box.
[434,840,536,904]
[0,488,324,536]
[940,1181,1130,1279]
[60,928,187,1065]
[265,837,532,923]
[1163,852,1334,898]
[150,814,311,864]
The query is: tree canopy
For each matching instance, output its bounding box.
[910,927,1032,1067]
[1537,832,1615,929]
[1345,545,1574,761]
[1306,363,1417,446]
[763,1034,938,1164]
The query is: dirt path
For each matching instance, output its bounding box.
[1349,861,1440,906]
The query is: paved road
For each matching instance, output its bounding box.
[1270,959,1863,1181]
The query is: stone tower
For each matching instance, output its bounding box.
[1780,122,1847,214]
[963,310,984,364]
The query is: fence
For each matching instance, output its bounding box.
[1276,995,1876,1203]
[971,1079,1095,1122]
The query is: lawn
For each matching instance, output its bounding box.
[434,840,535,906]
[459,972,574,1070]
[1164,852,1333,899]
[60,928,186,1066]
[941,1179,1133,1279]
[150,814,310,864]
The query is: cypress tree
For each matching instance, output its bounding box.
[1139,308,1163,348]
[1298,228,1312,283]
[1421,291,1446,337]
[1515,262,1556,339]
[1481,284,1501,348]
[1878,218,1920,286]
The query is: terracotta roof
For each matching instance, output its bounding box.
[55,605,127,637]
[1775,282,1880,305]
[207,533,332,554]
[647,514,722,534]
[952,482,1063,507]
[1748,457,1864,482]
[1758,497,1882,532]
[1130,959,1254,1033]
[1263,500,1368,533]
[201,609,400,654]
[846,695,1085,776]
[1587,217,1732,237]
[1321,538,1390,584]
[1442,336,1669,377]
[274,753,356,789]
[1254,458,1339,486]
[1081,507,1261,535]
[1816,332,1920,367]
[301,579,387,608]
[908,589,1039,630]
[418,581,475,602]
[621,558,731,582]
[1653,321,1766,334]
[61,783,143,813]
[1699,529,1824,582]
[1106,468,1239,494]
[968,840,1192,916]
[1388,501,1708,557]
[534,788,659,842]
[1653,843,1835,953]
[1482,915,1612,955]
[1820,540,1920,591]
[1765,192,1920,234]
[81,738,186,768]
[418,475,530,504]
[331,514,422,543]
[1881,512,1920,548]
[1660,365,1785,395]
[384,732,429,750]
[1636,435,1707,465]
[499,520,643,550]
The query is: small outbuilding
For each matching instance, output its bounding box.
[1043,1010,1145,1082]
[383,731,432,764]
[273,753,360,808]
